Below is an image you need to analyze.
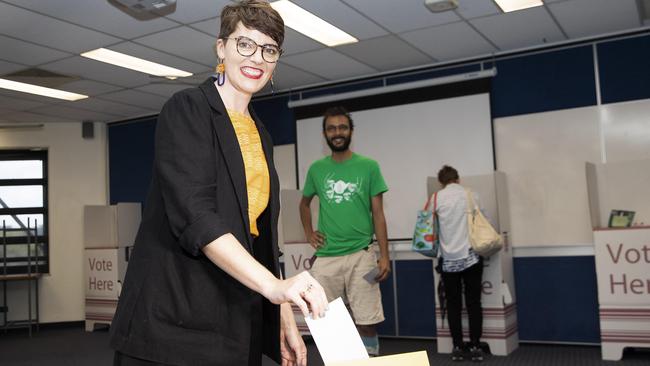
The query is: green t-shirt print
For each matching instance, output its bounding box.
[302,153,388,257]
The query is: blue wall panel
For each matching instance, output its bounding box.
[252,95,296,145]
[513,256,600,343]
[490,46,597,118]
[395,260,437,337]
[598,34,650,104]
[108,117,157,206]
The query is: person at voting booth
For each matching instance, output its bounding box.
[299,106,391,356]
[434,165,485,362]
[109,2,328,366]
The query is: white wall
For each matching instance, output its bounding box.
[0,122,107,323]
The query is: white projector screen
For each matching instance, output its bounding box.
[296,93,495,239]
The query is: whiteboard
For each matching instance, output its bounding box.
[494,98,650,247]
[296,94,494,239]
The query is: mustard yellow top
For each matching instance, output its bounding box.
[227,109,270,237]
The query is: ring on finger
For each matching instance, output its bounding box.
[300,284,314,297]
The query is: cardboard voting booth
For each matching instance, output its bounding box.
[83,202,141,331]
[586,160,650,360]
[84,203,141,248]
[84,247,129,331]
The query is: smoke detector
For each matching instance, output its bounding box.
[108,0,177,20]
[424,0,459,13]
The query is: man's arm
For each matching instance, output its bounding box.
[299,195,324,250]
[371,194,390,282]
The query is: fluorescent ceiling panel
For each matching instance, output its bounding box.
[271,0,358,47]
[494,0,544,12]
[81,48,192,78]
[0,78,87,101]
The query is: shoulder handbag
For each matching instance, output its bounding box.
[465,188,503,257]
[412,192,440,258]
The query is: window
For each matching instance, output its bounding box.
[0,150,48,275]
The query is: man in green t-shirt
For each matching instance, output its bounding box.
[299,106,390,356]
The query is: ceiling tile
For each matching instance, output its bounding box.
[0,2,120,53]
[548,0,641,39]
[133,27,218,67]
[134,83,193,98]
[30,104,121,122]
[281,48,377,80]
[3,0,178,39]
[2,110,71,123]
[470,6,566,51]
[109,41,212,72]
[337,35,433,71]
[99,90,168,112]
[0,109,15,123]
[0,36,70,66]
[456,0,501,19]
[41,56,152,88]
[0,60,28,75]
[189,17,221,37]
[162,0,231,24]
[344,0,461,33]
[401,22,497,61]
[281,28,326,56]
[63,97,150,118]
[0,95,47,111]
[292,0,388,40]
[272,62,327,91]
[59,80,123,96]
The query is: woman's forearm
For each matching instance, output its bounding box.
[202,233,279,298]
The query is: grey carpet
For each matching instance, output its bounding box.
[0,325,648,365]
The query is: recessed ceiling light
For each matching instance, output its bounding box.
[494,0,543,13]
[81,48,192,78]
[0,78,88,101]
[271,0,358,47]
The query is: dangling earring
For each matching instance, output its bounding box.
[270,75,275,94]
[216,59,225,86]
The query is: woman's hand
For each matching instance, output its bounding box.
[280,303,307,366]
[263,271,328,320]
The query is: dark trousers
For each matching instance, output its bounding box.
[441,260,483,348]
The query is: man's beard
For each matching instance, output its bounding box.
[326,135,351,152]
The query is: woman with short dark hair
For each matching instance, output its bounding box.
[435,165,485,362]
[110,2,327,365]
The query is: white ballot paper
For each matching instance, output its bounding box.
[305,297,369,364]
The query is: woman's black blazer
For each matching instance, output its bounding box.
[109,77,282,366]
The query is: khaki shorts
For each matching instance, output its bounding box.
[310,246,385,325]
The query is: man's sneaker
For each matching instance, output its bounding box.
[451,346,464,361]
[470,346,484,362]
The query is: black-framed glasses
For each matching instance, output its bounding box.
[224,36,283,63]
